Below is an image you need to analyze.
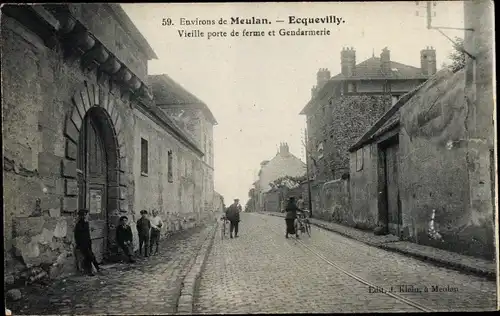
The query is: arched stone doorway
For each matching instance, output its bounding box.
[63,81,127,262]
[77,107,115,262]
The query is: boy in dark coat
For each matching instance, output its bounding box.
[116,216,135,263]
[74,209,101,276]
[136,210,151,257]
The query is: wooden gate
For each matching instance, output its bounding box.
[77,114,108,263]
[380,138,401,236]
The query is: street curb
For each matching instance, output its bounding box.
[258,212,496,280]
[175,222,217,314]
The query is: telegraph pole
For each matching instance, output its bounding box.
[304,128,313,218]
[415,1,475,59]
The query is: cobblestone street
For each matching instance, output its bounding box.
[194,213,497,314]
[7,225,213,315]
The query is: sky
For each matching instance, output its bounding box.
[121,1,465,206]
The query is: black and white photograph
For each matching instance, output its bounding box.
[1,1,497,314]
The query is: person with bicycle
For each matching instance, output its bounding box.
[226,198,242,238]
[285,196,304,239]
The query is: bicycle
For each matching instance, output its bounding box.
[296,212,311,237]
[220,216,228,240]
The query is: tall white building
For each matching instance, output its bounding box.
[254,143,306,210]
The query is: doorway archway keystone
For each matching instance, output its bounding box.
[62,80,127,260]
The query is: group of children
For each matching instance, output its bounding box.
[74,208,164,276]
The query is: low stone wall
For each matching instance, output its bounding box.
[6,210,217,284]
[313,179,352,225]
[9,215,78,282]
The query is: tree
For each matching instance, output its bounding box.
[448,37,466,72]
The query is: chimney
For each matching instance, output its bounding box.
[380,47,391,73]
[341,47,356,76]
[420,46,437,76]
[311,68,330,98]
[317,68,330,88]
[279,142,290,155]
[311,85,318,99]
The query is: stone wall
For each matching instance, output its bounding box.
[2,14,97,256]
[261,183,309,213]
[313,180,352,226]
[307,94,392,181]
[349,144,380,230]
[9,216,76,279]
[263,190,281,213]
[399,68,494,260]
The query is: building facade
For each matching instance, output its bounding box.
[254,143,306,211]
[2,4,216,279]
[347,0,495,260]
[300,47,437,220]
[301,47,436,183]
[149,74,217,217]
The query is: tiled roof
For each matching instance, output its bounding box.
[300,57,429,115]
[331,57,428,81]
[149,74,218,125]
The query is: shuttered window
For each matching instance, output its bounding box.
[167,150,173,183]
[141,138,148,175]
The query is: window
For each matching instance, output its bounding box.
[317,142,324,159]
[140,138,148,175]
[347,82,355,93]
[167,150,173,183]
[356,148,363,171]
[204,137,208,162]
[209,141,213,166]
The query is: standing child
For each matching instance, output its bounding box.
[74,209,101,276]
[136,210,151,257]
[116,216,136,263]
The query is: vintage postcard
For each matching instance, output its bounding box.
[2,1,497,314]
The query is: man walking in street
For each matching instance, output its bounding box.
[74,209,102,276]
[136,210,151,257]
[149,209,163,255]
[226,198,242,238]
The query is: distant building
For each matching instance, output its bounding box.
[254,143,306,211]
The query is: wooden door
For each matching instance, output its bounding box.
[384,142,401,236]
[78,115,108,263]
